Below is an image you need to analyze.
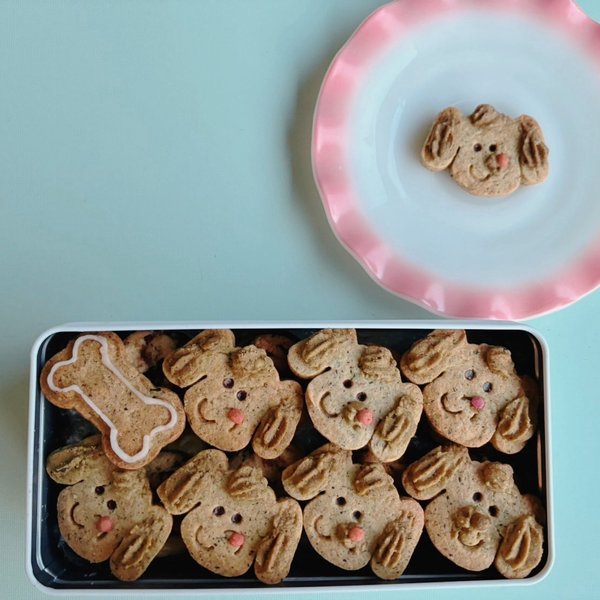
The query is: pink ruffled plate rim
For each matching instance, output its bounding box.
[312,0,600,320]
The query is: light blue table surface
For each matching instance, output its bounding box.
[2,1,600,598]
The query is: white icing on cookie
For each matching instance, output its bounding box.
[47,335,179,463]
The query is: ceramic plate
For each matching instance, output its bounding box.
[312,0,600,319]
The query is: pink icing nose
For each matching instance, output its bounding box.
[348,526,365,542]
[356,408,373,426]
[96,516,113,533]
[496,153,509,169]
[227,408,245,425]
[228,531,245,548]
[471,396,486,411]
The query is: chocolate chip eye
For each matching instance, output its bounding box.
[236,390,247,401]
[489,144,497,152]
[474,143,482,152]
[231,513,242,524]
[356,392,367,402]
[223,378,234,389]
[107,500,117,510]
[464,369,475,380]
[343,380,353,389]
[483,382,493,393]
[94,486,105,495]
[488,505,499,517]
[473,492,482,503]
[336,497,346,506]
[213,506,225,516]
[353,511,362,520]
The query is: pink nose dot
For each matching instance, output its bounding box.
[497,153,509,169]
[348,526,365,542]
[96,516,113,533]
[227,408,245,425]
[471,396,486,411]
[356,408,373,426]
[228,531,245,548]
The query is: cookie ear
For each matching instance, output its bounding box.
[371,499,425,580]
[287,329,357,378]
[421,107,463,171]
[157,449,228,514]
[470,104,500,127]
[282,444,348,501]
[110,508,173,581]
[485,346,516,378]
[163,329,235,387]
[254,498,303,585]
[518,115,549,185]
[226,465,271,500]
[402,444,468,500]
[46,435,112,484]
[358,346,399,381]
[369,389,423,462]
[400,330,467,385]
[252,381,303,459]
[492,394,536,454]
[353,463,394,495]
[494,515,544,579]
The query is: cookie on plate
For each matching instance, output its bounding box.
[157,449,302,584]
[402,444,544,578]
[421,104,549,196]
[287,329,423,462]
[162,330,303,459]
[400,330,537,452]
[41,332,186,469]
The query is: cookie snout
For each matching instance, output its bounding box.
[348,525,365,542]
[337,522,366,548]
[228,531,245,548]
[227,408,245,425]
[95,516,114,533]
[356,408,373,426]
[496,152,509,170]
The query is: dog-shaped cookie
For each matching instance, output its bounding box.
[400,330,537,453]
[421,104,549,196]
[402,444,544,578]
[287,329,423,462]
[46,436,174,581]
[282,443,423,579]
[162,330,303,459]
[157,449,302,584]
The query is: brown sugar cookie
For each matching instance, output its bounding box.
[282,443,423,579]
[46,436,173,581]
[162,330,303,459]
[123,331,177,373]
[287,329,423,462]
[157,449,302,584]
[402,444,544,578]
[421,104,549,196]
[41,332,186,469]
[400,330,537,453]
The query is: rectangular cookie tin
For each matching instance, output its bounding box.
[27,321,554,594]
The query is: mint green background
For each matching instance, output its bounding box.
[2,1,600,598]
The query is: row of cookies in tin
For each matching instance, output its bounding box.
[40,328,544,584]
[42,328,538,470]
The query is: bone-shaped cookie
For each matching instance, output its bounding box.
[41,332,186,469]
